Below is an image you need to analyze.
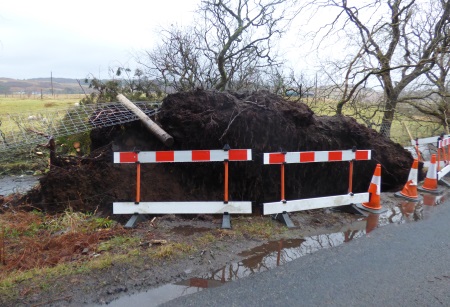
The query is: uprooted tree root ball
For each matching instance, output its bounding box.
[23,89,419,214]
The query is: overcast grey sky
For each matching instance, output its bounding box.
[0,0,199,79]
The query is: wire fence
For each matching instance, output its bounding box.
[0,101,161,163]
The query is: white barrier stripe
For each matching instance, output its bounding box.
[264,150,371,164]
[174,151,192,162]
[139,151,156,163]
[438,164,450,179]
[113,152,121,163]
[211,150,226,161]
[113,201,252,214]
[285,152,298,163]
[263,193,369,215]
[411,135,450,146]
[342,151,353,161]
[315,151,329,162]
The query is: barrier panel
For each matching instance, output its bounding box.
[262,149,372,227]
[406,133,450,187]
[114,148,252,228]
[437,136,450,182]
[410,134,450,168]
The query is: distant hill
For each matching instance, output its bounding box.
[0,77,89,95]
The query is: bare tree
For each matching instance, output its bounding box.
[137,26,213,92]
[139,0,298,92]
[198,0,297,90]
[404,31,450,131]
[309,0,450,137]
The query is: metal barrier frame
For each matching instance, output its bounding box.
[113,146,252,228]
[262,148,372,227]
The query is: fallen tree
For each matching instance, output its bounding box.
[24,89,418,213]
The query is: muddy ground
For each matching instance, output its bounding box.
[0,178,416,307]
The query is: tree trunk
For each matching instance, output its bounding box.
[379,98,398,137]
[336,100,345,115]
[117,94,174,147]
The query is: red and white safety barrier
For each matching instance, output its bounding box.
[410,134,450,168]
[437,136,450,180]
[113,149,253,220]
[411,134,450,146]
[262,149,372,218]
[264,149,370,164]
[114,149,251,163]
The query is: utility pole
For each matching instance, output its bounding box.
[51,71,54,96]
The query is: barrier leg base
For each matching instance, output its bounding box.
[124,214,146,229]
[222,212,231,229]
[272,211,295,228]
[332,204,368,216]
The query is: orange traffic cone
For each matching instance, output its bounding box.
[394,159,421,201]
[418,154,443,194]
[356,164,387,213]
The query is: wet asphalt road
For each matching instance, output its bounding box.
[163,198,450,306]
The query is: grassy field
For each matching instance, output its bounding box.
[0,95,84,174]
[0,95,81,115]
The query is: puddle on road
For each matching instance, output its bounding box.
[379,192,447,226]
[103,191,449,307]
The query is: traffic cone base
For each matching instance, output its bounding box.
[395,159,421,201]
[355,202,388,214]
[356,164,387,213]
[417,185,444,194]
[394,191,421,202]
[394,178,421,201]
[419,154,444,194]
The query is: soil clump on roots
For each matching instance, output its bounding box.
[23,89,417,214]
